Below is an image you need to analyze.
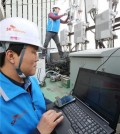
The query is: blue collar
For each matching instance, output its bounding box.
[0,72,31,90]
[0,72,31,101]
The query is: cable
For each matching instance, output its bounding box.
[90,29,95,34]
[90,11,94,22]
[98,41,105,48]
[114,27,120,31]
[95,47,120,73]
[84,0,88,23]
[40,70,69,86]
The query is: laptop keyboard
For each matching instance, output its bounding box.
[63,103,107,134]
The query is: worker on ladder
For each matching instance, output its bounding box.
[42,4,69,59]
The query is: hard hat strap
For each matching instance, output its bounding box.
[16,45,27,79]
[18,45,27,69]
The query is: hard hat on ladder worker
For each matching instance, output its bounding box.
[0,17,43,78]
[52,4,61,10]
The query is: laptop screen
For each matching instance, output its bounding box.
[73,68,120,129]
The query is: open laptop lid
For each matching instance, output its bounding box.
[72,68,120,130]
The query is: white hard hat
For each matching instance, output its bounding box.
[0,17,43,48]
[52,4,61,10]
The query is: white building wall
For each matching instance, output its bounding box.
[0,0,5,20]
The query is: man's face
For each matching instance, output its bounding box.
[20,45,39,76]
[55,7,60,13]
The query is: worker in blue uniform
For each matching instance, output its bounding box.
[0,17,63,134]
[42,4,69,58]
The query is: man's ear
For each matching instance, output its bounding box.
[6,50,15,64]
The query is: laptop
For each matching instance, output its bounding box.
[52,68,120,134]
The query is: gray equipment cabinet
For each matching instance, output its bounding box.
[69,47,120,90]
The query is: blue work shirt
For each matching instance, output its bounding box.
[0,72,46,134]
[47,12,60,33]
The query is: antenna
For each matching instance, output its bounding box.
[95,9,117,48]
[74,21,89,50]
[60,29,69,46]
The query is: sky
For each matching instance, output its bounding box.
[54,0,120,50]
